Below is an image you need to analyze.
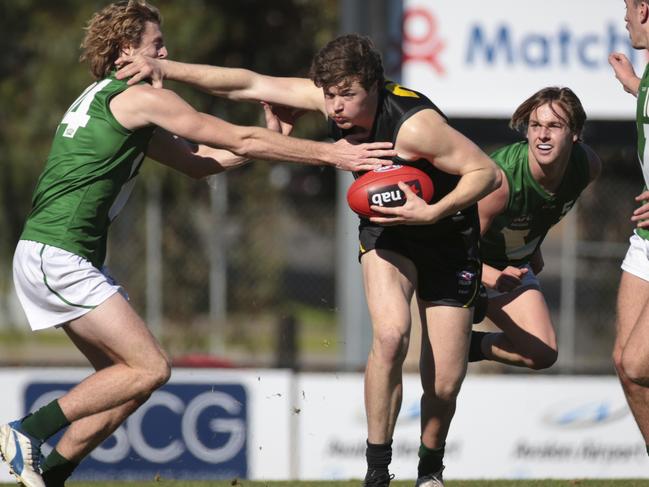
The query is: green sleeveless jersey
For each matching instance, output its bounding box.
[635,63,649,240]
[481,141,591,269]
[21,73,154,267]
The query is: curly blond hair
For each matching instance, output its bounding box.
[80,0,162,79]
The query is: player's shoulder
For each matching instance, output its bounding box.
[490,141,527,167]
[394,109,448,151]
[399,107,447,132]
[384,81,426,99]
[114,83,179,107]
[575,142,602,182]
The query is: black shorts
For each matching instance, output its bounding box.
[358,224,482,309]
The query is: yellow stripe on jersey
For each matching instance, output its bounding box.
[386,82,420,99]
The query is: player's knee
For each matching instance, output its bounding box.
[527,347,558,370]
[140,355,172,392]
[424,382,462,404]
[620,352,649,386]
[422,377,463,403]
[371,329,409,364]
[612,346,625,376]
[152,356,172,387]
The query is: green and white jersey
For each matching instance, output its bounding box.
[636,63,649,240]
[21,72,154,267]
[481,141,591,269]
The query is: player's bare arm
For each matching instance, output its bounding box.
[475,170,522,289]
[631,191,649,227]
[370,109,501,225]
[146,102,297,178]
[109,84,396,171]
[260,102,303,136]
[478,168,509,236]
[477,175,532,292]
[609,53,641,96]
[116,55,326,114]
[146,129,248,179]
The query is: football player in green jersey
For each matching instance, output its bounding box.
[467,87,601,370]
[115,34,500,487]
[0,3,398,487]
[609,0,649,460]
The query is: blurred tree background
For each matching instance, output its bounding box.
[0,1,641,373]
[0,0,341,366]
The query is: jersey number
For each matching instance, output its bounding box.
[60,79,112,139]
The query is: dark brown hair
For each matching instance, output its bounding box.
[80,0,162,79]
[309,34,384,91]
[510,87,587,138]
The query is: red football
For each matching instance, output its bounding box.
[346,165,434,218]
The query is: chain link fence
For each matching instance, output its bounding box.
[0,119,643,373]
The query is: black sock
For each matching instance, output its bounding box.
[42,449,78,487]
[365,440,392,473]
[20,400,70,442]
[468,331,489,362]
[418,441,444,477]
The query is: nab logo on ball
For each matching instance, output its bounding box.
[25,382,248,480]
[369,180,423,207]
[347,164,434,218]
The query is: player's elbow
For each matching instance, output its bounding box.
[186,169,211,180]
[488,165,503,192]
[220,126,257,157]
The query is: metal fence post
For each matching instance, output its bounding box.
[146,175,163,337]
[559,206,578,371]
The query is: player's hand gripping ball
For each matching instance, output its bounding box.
[346,165,434,218]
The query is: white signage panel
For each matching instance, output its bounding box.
[403,0,647,119]
[0,369,645,480]
[295,374,647,480]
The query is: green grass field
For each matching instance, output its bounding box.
[2,481,646,487]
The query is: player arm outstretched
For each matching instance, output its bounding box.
[609,53,641,96]
[115,55,326,114]
[145,103,293,179]
[110,84,395,172]
[369,109,501,225]
[146,129,248,179]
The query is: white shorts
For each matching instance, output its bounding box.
[13,240,123,331]
[486,264,540,299]
[621,231,649,283]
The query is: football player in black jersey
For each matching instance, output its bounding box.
[116,34,500,487]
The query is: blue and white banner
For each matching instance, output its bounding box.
[0,369,292,481]
[403,0,647,119]
[0,369,645,480]
[25,383,248,480]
